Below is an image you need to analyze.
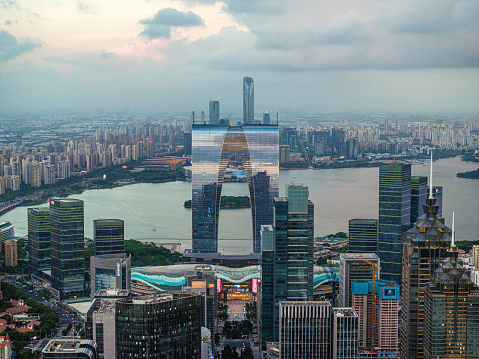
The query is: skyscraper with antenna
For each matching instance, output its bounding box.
[400,152,454,359]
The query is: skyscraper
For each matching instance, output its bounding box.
[261,184,314,344]
[378,163,411,282]
[28,207,51,274]
[332,308,359,359]
[339,253,380,308]
[4,240,17,268]
[410,176,427,224]
[423,241,479,358]
[348,219,378,253]
[50,198,85,298]
[90,253,131,298]
[208,100,219,125]
[400,196,451,359]
[243,76,254,124]
[94,219,124,255]
[192,124,279,253]
[115,293,202,358]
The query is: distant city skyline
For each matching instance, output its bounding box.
[0,0,478,113]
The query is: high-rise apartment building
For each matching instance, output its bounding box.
[410,176,427,224]
[400,197,451,359]
[474,245,479,270]
[423,246,479,358]
[351,279,399,357]
[28,208,51,274]
[261,184,314,344]
[339,253,380,308]
[192,124,279,253]
[378,163,411,283]
[50,198,85,298]
[348,219,378,253]
[208,100,219,125]
[115,293,202,358]
[243,76,254,124]
[93,219,124,255]
[279,145,289,164]
[4,240,17,268]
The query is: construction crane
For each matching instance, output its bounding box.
[355,256,381,351]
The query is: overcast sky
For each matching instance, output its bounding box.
[1,0,478,114]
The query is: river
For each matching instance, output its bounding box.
[2,156,477,254]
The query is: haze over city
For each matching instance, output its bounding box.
[1,0,478,114]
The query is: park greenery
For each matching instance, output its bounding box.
[217,302,229,321]
[184,196,251,209]
[85,239,183,268]
[455,240,479,253]
[222,320,253,339]
[244,301,257,320]
[222,344,253,359]
[0,282,59,354]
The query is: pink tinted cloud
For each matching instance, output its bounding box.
[109,38,169,63]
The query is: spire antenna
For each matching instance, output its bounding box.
[428,149,434,200]
[451,211,455,248]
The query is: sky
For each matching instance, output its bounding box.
[0,0,478,114]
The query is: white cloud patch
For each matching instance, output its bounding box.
[77,1,98,15]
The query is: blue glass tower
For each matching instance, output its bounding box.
[378,163,411,283]
[243,76,254,124]
[192,123,279,253]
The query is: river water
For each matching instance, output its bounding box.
[2,157,477,254]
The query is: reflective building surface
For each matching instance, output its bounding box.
[192,124,279,253]
[243,76,254,124]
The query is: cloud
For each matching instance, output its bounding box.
[4,20,18,26]
[77,1,97,15]
[222,0,284,14]
[0,0,20,9]
[139,8,203,39]
[0,30,41,62]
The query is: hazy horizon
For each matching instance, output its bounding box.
[1,0,478,114]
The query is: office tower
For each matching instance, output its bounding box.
[261,184,314,344]
[410,176,427,224]
[4,240,17,267]
[279,145,289,164]
[351,279,399,357]
[86,290,129,359]
[192,124,279,253]
[263,113,271,125]
[260,225,275,345]
[346,138,359,159]
[278,301,332,359]
[332,308,359,359]
[378,162,411,283]
[50,198,85,298]
[395,118,399,134]
[0,221,14,253]
[93,219,124,255]
[385,118,389,134]
[400,197,451,359]
[208,100,219,125]
[200,111,206,122]
[243,76,254,124]
[115,293,202,358]
[90,253,131,298]
[42,339,98,359]
[184,132,192,156]
[339,253,380,308]
[430,185,443,217]
[423,242,479,358]
[348,219,378,253]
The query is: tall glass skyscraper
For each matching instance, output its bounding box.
[192,124,279,253]
[28,207,51,274]
[378,163,411,283]
[348,219,378,253]
[94,219,124,255]
[410,176,428,224]
[50,198,85,298]
[243,76,254,124]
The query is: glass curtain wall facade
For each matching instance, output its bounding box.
[348,219,378,253]
[378,163,411,283]
[50,198,85,297]
[192,124,279,253]
[411,176,428,224]
[115,293,202,358]
[243,76,254,124]
[94,219,125,255]
[28,207,51,273]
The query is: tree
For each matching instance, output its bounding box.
[241,346,254,359]
[222,345,239,359]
